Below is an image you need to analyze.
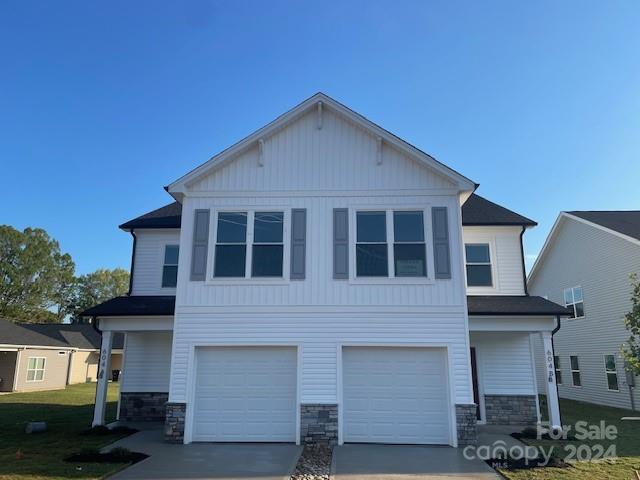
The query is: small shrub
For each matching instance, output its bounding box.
[110,425,138,435]
[80,425,111,436]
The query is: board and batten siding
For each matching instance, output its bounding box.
[530,216,640,410]
[121,332,173,393]
[130,230,180,296]
[462,226,526,296]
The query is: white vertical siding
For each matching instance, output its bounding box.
[462,226,526,296]
[529,217,640,410]
[471,332,535,395]
[131,230,180,296]
[121,332,173,393]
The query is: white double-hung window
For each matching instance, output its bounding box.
[213,210,286,279]
[355,209,428,279]
[564,286,584,319]
[26,357,45,382]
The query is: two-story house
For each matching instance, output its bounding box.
[529,211,640,411]
[83,93,568,447]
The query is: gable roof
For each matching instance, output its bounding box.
[528,210,640,284]
[166,92,477,198]
[81,295,176,317]
[0,318,124,349]
[118,193,535,231]
[567,211,640,242]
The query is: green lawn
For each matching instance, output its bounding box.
[500,397,640,480]
[0,382,130,480]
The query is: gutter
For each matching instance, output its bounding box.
[519,226,529,295]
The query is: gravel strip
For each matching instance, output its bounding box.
[291,445,333,480]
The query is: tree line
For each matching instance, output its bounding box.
[0,225,129,323]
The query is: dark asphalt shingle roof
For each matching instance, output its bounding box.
[0,318,124,349]
[568,211,640,242]
[81,296,176,317]
[467,295,570,316]
[118,194,536,230]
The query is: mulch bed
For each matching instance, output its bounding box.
[485,455,569,471]
[291,445,333,480]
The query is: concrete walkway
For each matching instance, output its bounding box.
[331,444,501,480]
[104,429,302,479]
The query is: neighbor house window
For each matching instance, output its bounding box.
[161,245,179,287]
[26,357,45,382]
[564,286,584,319]
[355,210,427,278]
[554,355,562,385]
[570,356,581,386]
[465,244,492,287]
[604,355,619,391]
[213,211,285,278]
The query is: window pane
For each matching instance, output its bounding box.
[214,245,246,277]
[356,244,388,277]
[564,288,574,305]
[607,373,619,391]
[35,370,44,381]
[574,302,584,318]
[393,211,424,242]
[28,358,36,369]
[466,265,492,286]
[556,370,562,385]
[605,355,616,371]
[27,370,35,381]
[573,286,583,302]
[36,358,45,369]
[217,212,247,243]
[357,212,386,242]
[252,245,284,277]
[572,372,582,386]
[254,212,284,243]
[465,244,490,263]
[570,356,579,371]
[162,265,178,288]
[394,244,426,277]
[553,356,561,367]
[164,245,179,265]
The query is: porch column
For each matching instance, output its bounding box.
[92,330,113,427]
[541,331,562,431]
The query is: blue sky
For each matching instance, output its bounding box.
[1,1,639,275]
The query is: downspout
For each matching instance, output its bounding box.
[551,314,563,426]
[127,229,137,296]
[519,226,529,295]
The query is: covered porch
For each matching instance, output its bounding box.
[467,295,569,432]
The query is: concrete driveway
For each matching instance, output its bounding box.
[332,444,500,480]
[105,429,302,479]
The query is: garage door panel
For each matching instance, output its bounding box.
[192,347,297,442]
[343,347,450,445]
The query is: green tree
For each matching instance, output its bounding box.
[622,273,640,376]
[70,268,129,323]
[0,225,75,322]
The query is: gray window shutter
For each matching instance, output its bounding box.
[290,209,307,280]
[432,207,451,279]
[190,209,210,281]
[333,208,349,279]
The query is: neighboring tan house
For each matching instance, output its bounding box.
[84,93,568,447]
[0,319,123,392]
[529,211,640,411]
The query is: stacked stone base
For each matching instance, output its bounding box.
[484,395,537,425]
[300,404,338,445]
[455,404,478,445]
[164,402,186,443]
[119,392,168,422]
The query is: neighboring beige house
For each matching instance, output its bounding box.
[0,318,123,392]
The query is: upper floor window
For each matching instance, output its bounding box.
[564,286,584,319]
[355,210,427,278]
[604,355,619,391]
[213,211,285,278]
[26,357,45,382]
[161,245,179,288]
[465,244,492,287]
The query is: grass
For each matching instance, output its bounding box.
[0,382,131,480]
[500,396,640,480]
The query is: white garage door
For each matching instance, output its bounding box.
[342,347,451,444]
[192,346,297,442]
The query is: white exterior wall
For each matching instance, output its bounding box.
[121,332,173,393]
[462,226,526,296]
[168,107,473,407]
[530,216,640,410]
[131,230,180,296]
